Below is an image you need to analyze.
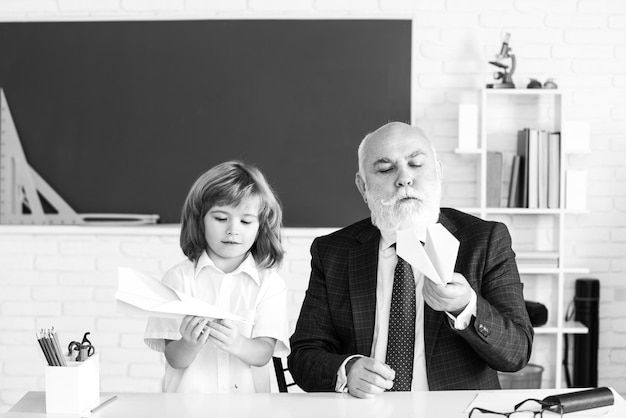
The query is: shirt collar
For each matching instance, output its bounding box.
[379,227,396,252]
[378,225,428,251]
[194,251,261,286]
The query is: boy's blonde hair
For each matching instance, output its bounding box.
[180,160,284,269]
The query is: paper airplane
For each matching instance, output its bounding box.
[115,267,250,323]
[396,223,459,285]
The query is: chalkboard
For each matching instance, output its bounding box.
[0,20,411,227]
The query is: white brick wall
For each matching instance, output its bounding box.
[0,226,321,409]
[1,0,625,412]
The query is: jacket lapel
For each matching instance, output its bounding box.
[438,211,457,236]
[348,224,379,355]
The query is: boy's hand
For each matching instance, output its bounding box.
[206,319,244,355]
[179,315,210,347]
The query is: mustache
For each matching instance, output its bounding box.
[380,190,423,206]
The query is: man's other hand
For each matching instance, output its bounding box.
[346,357,395,399]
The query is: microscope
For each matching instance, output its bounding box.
[486,32,516,89]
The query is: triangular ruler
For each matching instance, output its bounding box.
[0,89,82,224]
[0,89,159,225]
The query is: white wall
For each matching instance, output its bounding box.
[1,0,626,413]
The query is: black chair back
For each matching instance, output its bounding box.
[272,357,296,393]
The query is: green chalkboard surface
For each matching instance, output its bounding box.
[0,20,411,226]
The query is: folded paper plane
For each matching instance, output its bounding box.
[115,267,250,323]
[396,223,459,285]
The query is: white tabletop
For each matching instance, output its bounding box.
[6,389,626,418]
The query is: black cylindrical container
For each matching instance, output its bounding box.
[573,278,600,387]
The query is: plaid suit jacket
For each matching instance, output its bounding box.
[288,208,534,392]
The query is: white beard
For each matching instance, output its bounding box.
[365,186,441,232]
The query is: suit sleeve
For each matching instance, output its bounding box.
[455,221,534,372]
[287,238,350,392]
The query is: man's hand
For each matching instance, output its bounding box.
[346,357,395,399]
[423,272,472,315]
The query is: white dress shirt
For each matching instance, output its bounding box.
[371,231,429,391]
[144,252,290,394]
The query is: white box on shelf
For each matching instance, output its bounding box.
[562,121,590,154]
[565,170,587,210]
[458,103,478,150]
[45,353,100,414]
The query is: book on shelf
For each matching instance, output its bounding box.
[516,251,559,269]
[516,129,529,207]
[507,154,522,208]
[527,128,540,209]
[487,151,503,207]
[547,132,561,209]
[538,130,549,209]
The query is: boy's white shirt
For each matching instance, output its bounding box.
[144,251,290,394]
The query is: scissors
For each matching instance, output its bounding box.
[67,332,95,361]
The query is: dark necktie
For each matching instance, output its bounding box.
[386,254,416,391]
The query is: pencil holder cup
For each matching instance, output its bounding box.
[45,353,100,414]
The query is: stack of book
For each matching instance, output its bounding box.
[507,128,561,209]
[516,251,559,270]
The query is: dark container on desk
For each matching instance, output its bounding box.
[573,278,600,388]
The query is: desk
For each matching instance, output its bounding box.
[6,389,626,418]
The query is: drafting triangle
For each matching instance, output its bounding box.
[0,89,81,224]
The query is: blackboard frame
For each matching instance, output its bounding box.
[0,19,412,227]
